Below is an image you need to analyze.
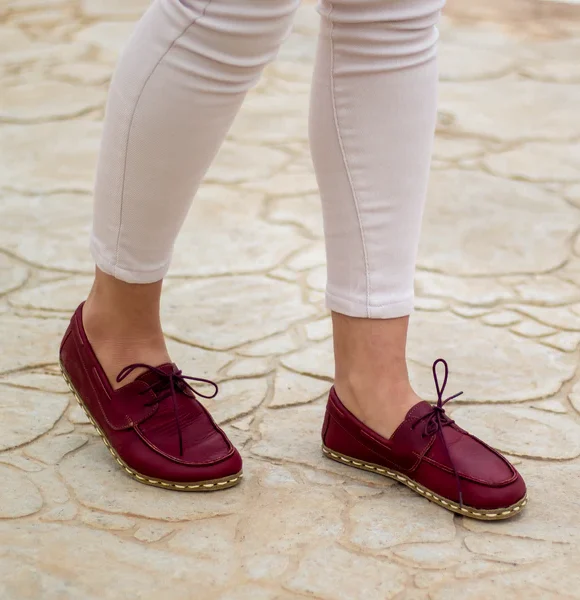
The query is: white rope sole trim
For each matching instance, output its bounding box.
[322,446,527,520]
[60,364,243,492]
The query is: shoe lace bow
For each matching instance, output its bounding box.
[411,358,464,507]
[116,363,219,457]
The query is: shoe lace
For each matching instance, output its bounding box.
[116,363,219,457]
[411,358,464,507]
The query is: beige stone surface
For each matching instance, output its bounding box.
[24,433,88,464]
[267,194,324,238]
[418,171,579,276]
[80,510,136,531]
[392,540,468,569]
[510,320,558,338]
[0,370,69,394]
[0,522,236,599]
[2,1,580,598]
[0,386,69,451]
[51,61,112,85]
[203,377,269,424]
[431,552,580,600]
[530,399,568,414]
[481,310,522,327]
[238,331,299,356]
[270,367,329,407]
[0,254,29,295]
[30,468,71,504]
[0,195,94,271]
[162,276,317,350]
[80,0,150,18]
[520,37,580,83]
[512,275,580,306]
[0,81,106,123]
[439,79,580,141]
[238,481,345,554]
[0,453,44,472]
[484,142,580,183]
[569,381,580,415]
[0,466,43,518]
[438,41,516,81]
[0,122,101,194]
[542,331,580,352]
[286,544,407,599]
[9,276,99,312]
[222,357,273,379]
[349,491,456,550]
[415,271,514,306]
[463,534,568,565]
[75,22,135,59]
[170,187,309,277]
[0,316,67,373]
[133,522,174,543]
[41,502,78,522]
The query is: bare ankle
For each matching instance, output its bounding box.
[83,296,164,344]
[82,268,170,387]
[335,377,420,439]
[332,311,421,438]
[84,267,164,335]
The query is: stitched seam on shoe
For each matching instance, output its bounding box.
[71,337,127,432]
[113,0,215,276]
[93,362,158,430]
[135,424,234,466]
[328,5,371,317]
[329,413,401,471]
[387,405,426,440]
[73,311,158,431]
[62,367,241,490]
[322,447,528,518]
[91,365,135,431]
[322,409,332,444]
[73,309,85,346]
[421,454,514,486]
[475,437,519,483]
[330,396,429,472]
[73,335,150,432]
[59,327,73,353]
[359,428,424,472]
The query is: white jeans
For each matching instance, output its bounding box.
[91,0,443,318]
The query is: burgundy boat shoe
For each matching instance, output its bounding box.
[59,303,243,491]
[322,359,527,520]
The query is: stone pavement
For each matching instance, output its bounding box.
[1,0,580,598]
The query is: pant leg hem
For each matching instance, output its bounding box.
[90,237,170,284]
[325,289,414,319]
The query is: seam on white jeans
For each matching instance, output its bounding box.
[328,4,371,318]
[325,287,413,311]
[113,0,215,278]
[90,236,171,282]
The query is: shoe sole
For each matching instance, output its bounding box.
[60,362,243,492]
[322,445,527,521]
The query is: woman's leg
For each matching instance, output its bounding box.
[310,0,444,437]
[84,0,299,386]
[312,0,527,518]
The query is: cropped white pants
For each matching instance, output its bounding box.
[91,0,443,318]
